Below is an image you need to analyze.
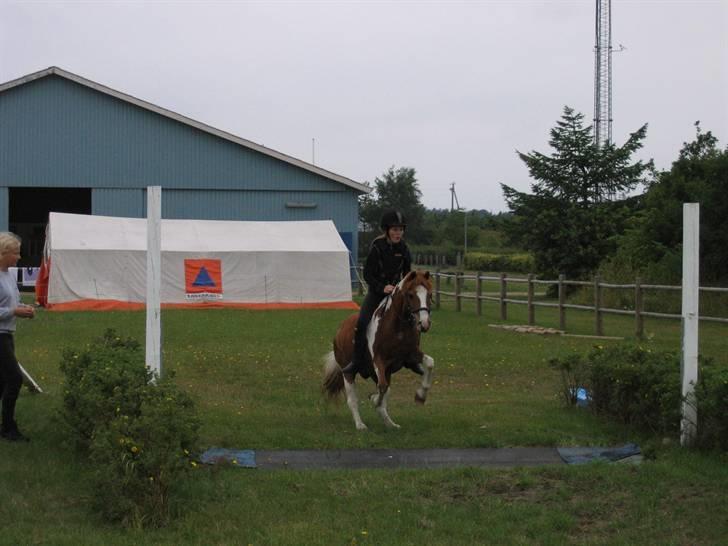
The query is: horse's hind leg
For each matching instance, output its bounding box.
[369,387,400,429]
[343,377,368,430]
[415,354,435,404]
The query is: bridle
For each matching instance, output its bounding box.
[402,289,432,330]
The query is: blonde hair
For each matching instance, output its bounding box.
[0,232,21,255]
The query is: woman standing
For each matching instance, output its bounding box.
[0,232,35,442]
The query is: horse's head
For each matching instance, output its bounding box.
[398,270,433,332]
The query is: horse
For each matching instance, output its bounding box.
[322,270,435,430]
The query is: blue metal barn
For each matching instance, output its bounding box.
[0,67,368,267]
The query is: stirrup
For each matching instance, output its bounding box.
[341,360,358,375]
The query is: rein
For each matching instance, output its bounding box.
[384,277,432,330]
[402,293,431,329]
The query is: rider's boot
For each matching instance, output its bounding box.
[342,330,367,377]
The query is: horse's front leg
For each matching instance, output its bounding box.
[343,376,367,430]
[369,388,400,429]
[415,354,435,404]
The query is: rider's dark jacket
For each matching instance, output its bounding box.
[363,235,412,297]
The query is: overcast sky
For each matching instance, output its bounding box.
[2,0,726,211]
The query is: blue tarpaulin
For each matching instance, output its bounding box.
[557,443,642,465]
[199,448,256,468]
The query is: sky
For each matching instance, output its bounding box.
[1,0,726,212]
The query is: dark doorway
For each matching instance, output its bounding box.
[9,187,92,266]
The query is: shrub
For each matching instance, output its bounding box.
[550,345,728,450]
[59,329,200,527]
[59,329,149,450]
[409,244,461,266]
[89,378,200,527]
[693,361,728,451]
[587,345,682,435]
[464,252,535,273]
[549,354,590,408]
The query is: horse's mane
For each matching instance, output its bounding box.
[377,271,432,320]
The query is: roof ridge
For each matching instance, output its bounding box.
[0,66,369,194]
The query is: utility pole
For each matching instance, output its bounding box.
[449,182,460,212]
[449,183,467,258]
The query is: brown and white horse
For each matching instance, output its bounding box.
[322,270,435,430]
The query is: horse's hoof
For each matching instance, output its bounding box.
[386,422,401,429]
[414,392,426,405]
[355,423,368,431]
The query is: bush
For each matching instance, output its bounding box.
[59,330,149,450]
[59,329,200,527]
[89,379,200,527]
[549,354,591,408]
[587,345,682,435]
[464,252,535,273]
[693,361,728,451]
[550,344,728,450]
[409,244,461,266]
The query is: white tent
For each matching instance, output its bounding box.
[38,212,356,311]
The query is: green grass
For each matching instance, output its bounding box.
[1,297,727,544]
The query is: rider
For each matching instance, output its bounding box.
[342,210,412,378]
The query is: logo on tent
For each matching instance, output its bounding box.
[184,259,223,300]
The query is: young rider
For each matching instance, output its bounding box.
[342,210,412,378]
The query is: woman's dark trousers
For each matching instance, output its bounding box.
[0,334,22,433]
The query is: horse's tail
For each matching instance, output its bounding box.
[322,351,344,399]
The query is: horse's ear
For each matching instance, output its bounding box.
[405,271,416,281]
[423,271,430,279]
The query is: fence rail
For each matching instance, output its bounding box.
[430,270,728,338]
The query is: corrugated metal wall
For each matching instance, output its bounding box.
[0,189,7,227]
[0,74,361,255]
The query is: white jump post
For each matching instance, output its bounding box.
[146,186,162,379]
[680,203,699,447]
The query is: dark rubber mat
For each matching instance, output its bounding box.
[252,447,565,470]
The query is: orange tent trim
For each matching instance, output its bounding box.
[44,299,359,312]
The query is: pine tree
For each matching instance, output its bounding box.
[501,107,653,279]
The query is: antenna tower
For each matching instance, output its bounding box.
[593,0,612,148]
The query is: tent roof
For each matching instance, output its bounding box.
[48,212,349,253]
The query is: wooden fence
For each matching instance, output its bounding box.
[433,270,728,338]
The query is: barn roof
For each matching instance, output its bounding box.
[0,66,370,195]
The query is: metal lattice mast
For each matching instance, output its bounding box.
[593,0,612,148]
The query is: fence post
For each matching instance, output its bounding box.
[499,272,507,321]
[455,271,462,312]
[558,274,566,331]
[594,274,603,336]
[527,273,535,326]
[476,271,482,316]
[634,277,644,339]
[435,269,441,310]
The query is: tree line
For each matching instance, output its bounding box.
[359,108,728,283]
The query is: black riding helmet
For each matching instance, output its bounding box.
[380,210,407,232]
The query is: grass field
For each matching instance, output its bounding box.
[1,295,726,544]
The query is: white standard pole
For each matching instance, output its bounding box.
[680,203,699,447]
[146,186,162,379]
